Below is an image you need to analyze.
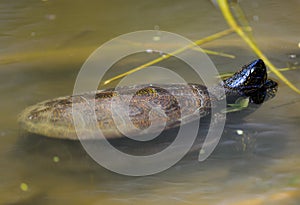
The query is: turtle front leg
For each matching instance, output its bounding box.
[222,97,250,113]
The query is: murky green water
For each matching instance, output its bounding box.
[1,0,300,204]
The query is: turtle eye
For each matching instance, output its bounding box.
[264,79,278,89]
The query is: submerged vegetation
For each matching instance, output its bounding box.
[103,0,300,95]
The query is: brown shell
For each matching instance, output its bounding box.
[18,83,211,140]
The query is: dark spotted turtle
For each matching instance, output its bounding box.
[18,59,278,140]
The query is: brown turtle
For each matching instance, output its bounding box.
[18,59,278,140]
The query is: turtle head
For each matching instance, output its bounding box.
[224,59,277,104]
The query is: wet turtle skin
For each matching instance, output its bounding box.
[18,59,278,140]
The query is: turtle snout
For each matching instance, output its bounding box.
[264,79,278,100]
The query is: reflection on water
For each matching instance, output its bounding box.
[1,0,300,204]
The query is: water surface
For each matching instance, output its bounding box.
[1,0,300,204]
